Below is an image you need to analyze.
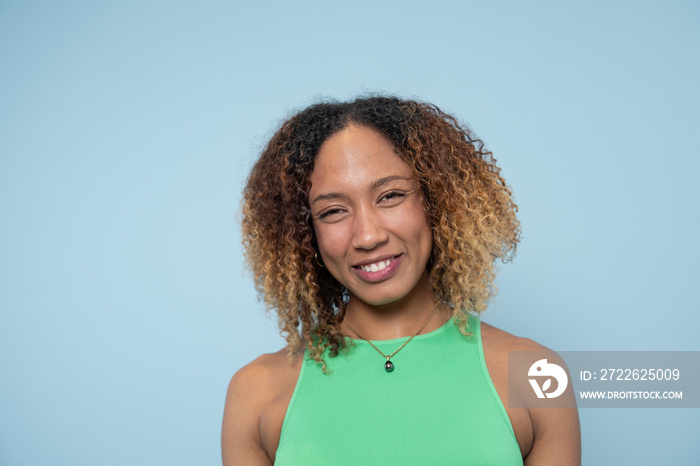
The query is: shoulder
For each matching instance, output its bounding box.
[480,320,546,353]
[228,350,298,395]
[479,320,562,374]
[222,349,302,466]
[479,320,581,465]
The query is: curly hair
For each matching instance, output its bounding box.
[242,96,520,368]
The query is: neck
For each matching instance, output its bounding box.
[342,275,451,340]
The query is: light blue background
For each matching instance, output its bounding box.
[1,1,698,464]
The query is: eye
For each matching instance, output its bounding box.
[319,208,345,219]
[379,190,406,203]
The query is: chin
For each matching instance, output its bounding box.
[348,287,414,308]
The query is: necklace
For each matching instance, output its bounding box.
[343,307,436,373]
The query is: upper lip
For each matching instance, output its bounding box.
[351,254,400,268]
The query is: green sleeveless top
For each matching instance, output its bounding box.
[274,316,523,465]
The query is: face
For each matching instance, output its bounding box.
[309,124,433,309]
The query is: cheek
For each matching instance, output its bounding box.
[416,220,433,253]
[401,208,433,258]
[315,225,353,286]
[391,203,432,240]
[314,224,349,262]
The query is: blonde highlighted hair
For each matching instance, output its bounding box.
[242,96,520,368]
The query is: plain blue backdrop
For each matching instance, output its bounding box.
[1,1,698,464]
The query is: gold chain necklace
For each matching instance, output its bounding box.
[343,307,436,373]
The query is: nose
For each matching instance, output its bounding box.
[351,207,389,250]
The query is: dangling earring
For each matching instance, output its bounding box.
[315,252,325,268]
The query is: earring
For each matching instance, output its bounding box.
[315,252,325,268]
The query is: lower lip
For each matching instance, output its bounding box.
[353,255,403,283]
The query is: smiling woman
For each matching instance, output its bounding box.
[309,125,433,312]
[222,96,581,465]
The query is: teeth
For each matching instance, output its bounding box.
[360,258,392,273]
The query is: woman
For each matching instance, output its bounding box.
[222,96,580,465]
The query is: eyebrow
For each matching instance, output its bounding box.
[310,175,411,206]
[369,175,411,191]
[310,192,344,206]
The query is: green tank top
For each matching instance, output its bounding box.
[274,316,523,465]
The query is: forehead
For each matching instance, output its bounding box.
[309,125,413,190]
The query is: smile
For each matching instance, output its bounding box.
[358,258,393,273]
[352,255,403,283]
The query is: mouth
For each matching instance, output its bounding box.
[355,256,395,273]
[352,254,402,282]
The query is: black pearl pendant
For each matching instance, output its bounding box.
[384,360,394,373]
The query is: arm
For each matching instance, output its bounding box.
[523,352,581,465]
[481,322,581,465]
[221,361,273,466]
[525,393,581,465]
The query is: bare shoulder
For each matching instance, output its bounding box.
[480,320,548,352]
[230,349,299,392]
[480,320,581,466]
[222,349,302,466]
